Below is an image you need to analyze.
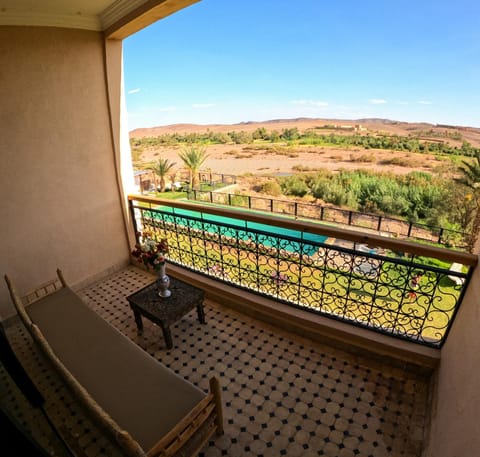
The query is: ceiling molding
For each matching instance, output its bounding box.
[99,0,147,30]
[0,0,199,37]
[104,0,200,40]
[0,11,101,30]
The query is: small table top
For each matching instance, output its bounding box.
[126,276,205,326]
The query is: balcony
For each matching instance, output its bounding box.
[3,195,476,456]
[2,6,480,457]
[128,195,476,352]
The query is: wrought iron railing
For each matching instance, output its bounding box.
[187,189,467,249]
[128,195,477,348]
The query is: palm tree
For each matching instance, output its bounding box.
[460,151,480,189]
[169,171,177,190]
[459,151,480,252]
[151,158,176,192]
[178,145,208,189]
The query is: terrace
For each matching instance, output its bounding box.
[1,1,480,457]
[3,266,430,457]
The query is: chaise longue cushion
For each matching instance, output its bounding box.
[27,286,205,451]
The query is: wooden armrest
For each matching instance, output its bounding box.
[56,268,68,287]
[147,377,224,457]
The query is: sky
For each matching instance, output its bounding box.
[123,0,480,130]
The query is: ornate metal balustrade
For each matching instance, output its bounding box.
[188,189,467,248]
[128,196,477,348]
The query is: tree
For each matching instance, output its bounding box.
[228,130,252,144]
[280,128,299,141]
[253,127,268,140]
[459,151,480,252]
[178,144,208,189]
[460,151,480,188]
[150,158,176,192]
[169,171,177,190]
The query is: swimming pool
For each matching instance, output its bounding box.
[149,206,328,256]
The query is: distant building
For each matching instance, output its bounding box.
[133,170,154,193]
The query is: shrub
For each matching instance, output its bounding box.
[258,180,282,197]
[349,153,376,163]
[280,175,309,197]
[378,157,411,167]
[311,176,357,208]
[291,164,322,172]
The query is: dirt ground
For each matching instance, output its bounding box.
[139,143,450,178]
[131,118,477,179]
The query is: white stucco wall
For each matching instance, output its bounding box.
[0,26,131,317]
[425,259,480,456]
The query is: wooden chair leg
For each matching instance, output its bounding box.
[209,376,224,435]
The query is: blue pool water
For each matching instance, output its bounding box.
[152,206,327,256]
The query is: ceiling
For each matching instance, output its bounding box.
[0,0,198,37]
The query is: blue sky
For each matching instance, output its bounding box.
[123,0,480,130]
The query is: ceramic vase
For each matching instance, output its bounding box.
[156,263,171,298]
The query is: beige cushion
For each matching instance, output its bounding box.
[30,324,146,457]
[27,287,205,451]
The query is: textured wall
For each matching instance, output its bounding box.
[425,262,480,456]
[0,27,130,316]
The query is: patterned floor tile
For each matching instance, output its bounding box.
[4,266,429,456]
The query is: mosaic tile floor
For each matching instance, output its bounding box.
[3,266,430,456]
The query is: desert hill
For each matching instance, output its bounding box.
[130,118,480,148]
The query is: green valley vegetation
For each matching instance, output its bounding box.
[276,169,476,249]
[131,128,480,158]
[459,151,480,251]
[130,125,480,251]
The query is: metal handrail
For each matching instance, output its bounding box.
[128,195,477,266]
[188,189,468,249]
[127,195,477,348]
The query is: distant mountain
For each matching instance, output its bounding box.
[129,118,480,147]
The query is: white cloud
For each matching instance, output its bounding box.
[418,100,432,105]
[369,98,387,105]
[192,103,214,109]
[128,88,141,94]
[292,99,329,107]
